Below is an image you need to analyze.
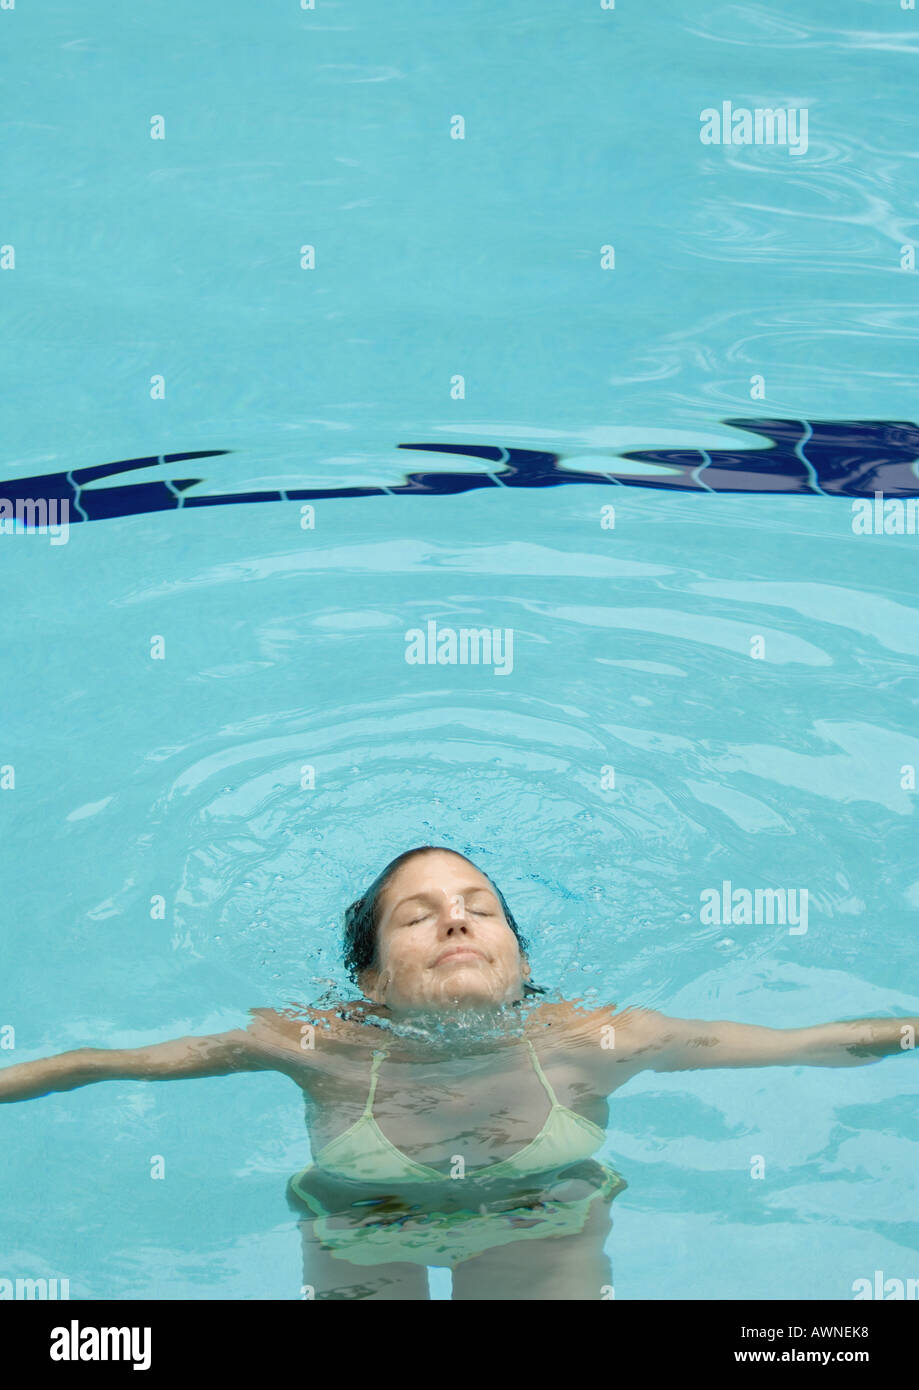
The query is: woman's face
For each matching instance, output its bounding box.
[360,850,531,1013]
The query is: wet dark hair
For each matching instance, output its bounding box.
[343,845,546,997]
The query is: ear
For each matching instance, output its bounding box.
[358,966,384,1002]
[520,955,532,983]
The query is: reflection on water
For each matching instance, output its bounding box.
[4,417,919,529]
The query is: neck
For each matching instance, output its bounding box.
[369,995,533,1049]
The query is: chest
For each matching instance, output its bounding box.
[302,1051,608,1171]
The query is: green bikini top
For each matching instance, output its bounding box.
[313,1038,607,1183]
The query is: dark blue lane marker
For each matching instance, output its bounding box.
[3,420,918,526]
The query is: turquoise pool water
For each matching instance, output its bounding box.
[2,1,918,1299]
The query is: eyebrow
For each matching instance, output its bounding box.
[389,885,497,913]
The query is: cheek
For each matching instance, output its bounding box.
[386,930,428,971]
[493,930,520,967]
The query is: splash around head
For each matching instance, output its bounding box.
[343,847,544,1033]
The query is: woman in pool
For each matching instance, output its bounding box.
[1,844,915,1300]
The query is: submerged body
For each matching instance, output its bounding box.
[1,847,914,1300]
[260,998,629,1298]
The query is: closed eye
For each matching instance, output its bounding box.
[405,900,495,924]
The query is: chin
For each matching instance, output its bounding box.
[435,982,499,1008]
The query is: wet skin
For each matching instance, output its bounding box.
[248,846,644,1298]
[263,1000,635,1301]
[1,849,914,1299]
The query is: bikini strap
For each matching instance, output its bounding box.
[366,1042,559,1121]
[524,1037,562,1109]
[363,1049,387,1118]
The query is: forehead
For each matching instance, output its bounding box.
[383,852,494,902]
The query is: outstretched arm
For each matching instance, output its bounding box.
[0,1029,269,1103]
[590,1007,917,1074]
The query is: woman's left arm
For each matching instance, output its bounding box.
[587,1007,918,1072]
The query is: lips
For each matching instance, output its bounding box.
[435,948,484,965]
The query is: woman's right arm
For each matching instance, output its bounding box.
[0,1029,268,1103]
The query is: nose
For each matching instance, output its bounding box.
[440,894,471,931]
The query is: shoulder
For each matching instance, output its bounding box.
[243,1001,382,1058]
[531,1000,670,1057]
